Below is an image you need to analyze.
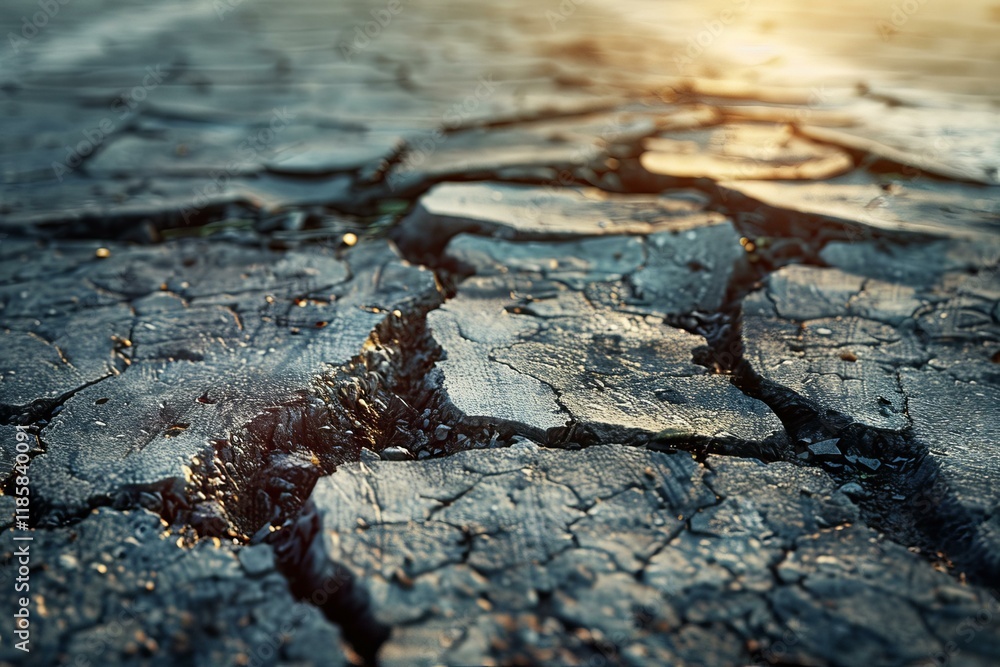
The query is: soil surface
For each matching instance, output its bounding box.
[1,1,999,665]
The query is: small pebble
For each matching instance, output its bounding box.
[839,482,868,500]
[238,545,275,576]
[856,456,882,472]
[380,446,413,461]
[807,438,842,459]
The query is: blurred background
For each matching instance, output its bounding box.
[3,0,999,94]
[0,0,997,225]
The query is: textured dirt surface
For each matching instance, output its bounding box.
[1,0,999,665]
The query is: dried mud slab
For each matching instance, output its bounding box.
[381,109,658,196]
[394,181,723,261]
[800,105,1000,185]
[81,122,403,180]
[444,216,742,315]
[0,172,357,234]
[0,508,347,666]
[428,219,781,448]
[639,123,853,181]
[263,134,404,177]
[719,176,1000,240]
[741,264,922,432]
[304,443,1000,667]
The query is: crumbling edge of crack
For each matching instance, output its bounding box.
[264,499,390,667]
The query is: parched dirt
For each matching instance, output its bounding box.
[1,0,999,665]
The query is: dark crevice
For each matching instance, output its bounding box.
[265,500,390,666]
[0,367,130,515]
[0,366,125,428]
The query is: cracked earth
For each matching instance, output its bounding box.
[1,0,999,665]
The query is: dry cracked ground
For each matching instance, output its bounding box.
[1,0,1000,665]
